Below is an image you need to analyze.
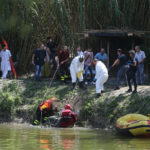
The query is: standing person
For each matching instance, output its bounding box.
[93,59,108,98]
[58,46,70,83]
[127,50,137,94]
[0,37,9,77]
[0,44,12,79]
[77,46,84,56]
[32,44,47,81]
[95,48,108,66]
[112,49,128,90]
[70,56,84,89]
[84,48,94,85]
[46,37,58,70]
[0,37,18,79]
[135,46,146,85]
[42,46,51,77]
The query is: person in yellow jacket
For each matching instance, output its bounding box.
[69,56,84,89]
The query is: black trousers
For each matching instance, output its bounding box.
[36,107,53,123]
[60,63,69,82]
[127,70,137,91]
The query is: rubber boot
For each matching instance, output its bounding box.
[32,120,39,126]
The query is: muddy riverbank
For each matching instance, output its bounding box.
[0,78,150,128]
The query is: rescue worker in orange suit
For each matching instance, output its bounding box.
[55,104,77,128]
[58,46,70,84]
[33,97,58,125]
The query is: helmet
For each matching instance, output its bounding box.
[65,104,72,110]
[50,97,57,101]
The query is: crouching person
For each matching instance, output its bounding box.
[55,104,77,128]
[93,59,109,98]
[70,56,84,89]
[33,97,58,125]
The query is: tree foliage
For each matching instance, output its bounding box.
[0,0,150,72]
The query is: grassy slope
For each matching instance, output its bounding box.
[0,78,150,129]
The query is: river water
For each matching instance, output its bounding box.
[0,124,150,150]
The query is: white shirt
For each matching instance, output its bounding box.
[0,49,12,71]
[70,56,84,73]
[135,50,146,63]
[95,61,108,79]
[77,51,84,56]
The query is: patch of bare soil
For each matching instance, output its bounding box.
[106,86,150,98]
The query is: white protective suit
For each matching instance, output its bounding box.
[70,56,84,83]
[0,49,11,78]
[95,61,108,94]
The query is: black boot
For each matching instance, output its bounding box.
[64,79,67,84]
[114,87,120,90]
[96,93,101,98]
[72,83,76,90]
[79,82,82,89]
[127,88,132,93]
[132,86,137,94]
[79,81,86,89]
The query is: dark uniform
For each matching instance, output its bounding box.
[58,50,70,83]
[116,54,128,88]
[127,57,137,93]
[34,49,46,81]
[47,41,58,70]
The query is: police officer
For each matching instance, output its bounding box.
[127,50,137,94]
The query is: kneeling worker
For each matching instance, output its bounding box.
[55,104,77,128]
[33,97,58,125]
[93,59,108,98]
[70,56,84,89]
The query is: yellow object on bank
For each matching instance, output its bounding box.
[116,114,150,137]
[77,71,82,79]
[42,63,50,77]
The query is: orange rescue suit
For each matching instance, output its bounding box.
[39,99,54,112]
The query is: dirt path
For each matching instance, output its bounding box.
[106,86,150,98]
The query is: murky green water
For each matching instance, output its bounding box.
[0,124,150,150]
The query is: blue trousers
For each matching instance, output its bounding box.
[84,65,94,82]
[35,65,43,80]
[136,64,144,84]
[116,65,129,87]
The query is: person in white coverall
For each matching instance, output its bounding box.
[93,59,108,97]
[0,44,12,79]
[70,56,84,89]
